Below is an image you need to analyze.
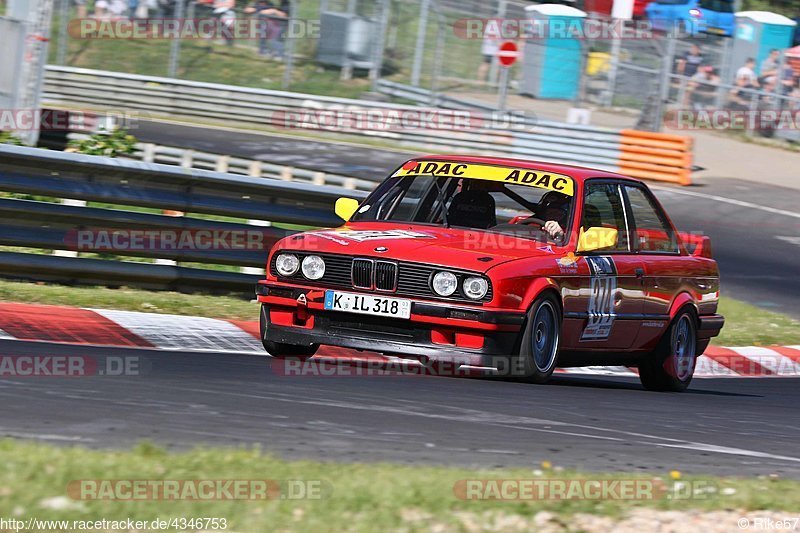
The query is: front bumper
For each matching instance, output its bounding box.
[257,282,525,367]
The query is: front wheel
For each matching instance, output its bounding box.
[638,308,697,392]
[514,295,561,383]
[262,340,319,361]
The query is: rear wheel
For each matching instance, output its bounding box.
[639,308,697,392]
[515,295,561,383]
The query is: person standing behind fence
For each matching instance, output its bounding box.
[245,0,272,56]
[735,58,759,88]
[759,49,780,84]
[727,76,753,111]
[676,44,704,78]
[477,30,500,82]
[246,0,288,60]
[74,0,87,19]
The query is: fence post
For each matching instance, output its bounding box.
[282,0,297,90]
[56,0,69,65]
[410,0,431,87]
[168,0,185,78]
[653,34,677,132]
[369,0,390,92]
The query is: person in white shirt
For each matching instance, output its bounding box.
[735,58,759,88]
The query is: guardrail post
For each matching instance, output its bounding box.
[215,155,230,173]
[142,143,156,163]
[280,167,294,181]
[249,161,263,178]
[181,149,194,169]
[312,172,326,186]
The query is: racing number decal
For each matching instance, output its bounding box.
[581,256,617,341]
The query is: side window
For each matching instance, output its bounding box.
[624,186,679,253]
[582,183,629,252]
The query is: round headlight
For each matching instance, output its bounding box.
[432,271,458,297]
[463,277,489,300]
[301,255,326,280]
[275,253,299,276]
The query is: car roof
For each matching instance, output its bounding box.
[415,154,644,185]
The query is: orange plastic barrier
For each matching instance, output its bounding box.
[618,130,693,186]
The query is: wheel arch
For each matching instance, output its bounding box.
[668,292,699,322]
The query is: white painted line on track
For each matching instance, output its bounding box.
[651,185,800,220]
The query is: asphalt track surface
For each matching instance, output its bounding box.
[136,120,800,317]
[2,339,799,477]
[3,121,798,477]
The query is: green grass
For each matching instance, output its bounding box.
[0,279,256,320]
[0,439,797,532]
[47,4,374,99]
[714,297,800,347]
[0,278,797,346]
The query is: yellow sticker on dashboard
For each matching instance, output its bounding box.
[394,160,574,196]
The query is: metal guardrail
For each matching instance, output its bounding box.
[44,66,694,184]
[0,144,366,294]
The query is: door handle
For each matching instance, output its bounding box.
[635,268,644,279]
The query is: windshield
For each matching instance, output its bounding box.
[352,161,576,244]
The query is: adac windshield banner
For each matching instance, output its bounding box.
[394,160,575,196]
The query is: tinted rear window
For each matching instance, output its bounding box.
[699,0,734,12]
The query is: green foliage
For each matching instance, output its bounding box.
[0,131,25,146]
[67,127,138,157]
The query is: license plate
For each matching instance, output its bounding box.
[324,290,411,319]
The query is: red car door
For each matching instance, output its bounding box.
[621,183,685,348]
[562,181,644,350]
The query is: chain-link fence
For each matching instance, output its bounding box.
[41,1,800,136]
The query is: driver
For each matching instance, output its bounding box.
[534,191,570,240]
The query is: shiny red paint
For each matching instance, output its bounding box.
[258,155,723,360]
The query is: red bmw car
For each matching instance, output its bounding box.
[256,156,724,391]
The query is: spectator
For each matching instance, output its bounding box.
[245,1,272,56]
[128,0,138,18]
[759,49,781,82]
[477,30,500,82]
[727,76,753,112]
[74,0,87,19]
[735,58,759,88]
[687,66,719,110]
[93,0,110,19]
[676,44,703,78]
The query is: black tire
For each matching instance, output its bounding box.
[639,308,697,392]
[259,305,318,360]
[262,340,319,360]
[514,294,561,383]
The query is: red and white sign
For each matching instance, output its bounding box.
[497,41,519,67]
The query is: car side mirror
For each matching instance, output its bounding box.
[335,197,360,221]
[577,226,618,253]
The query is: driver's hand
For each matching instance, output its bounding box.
[544,221,564,240]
